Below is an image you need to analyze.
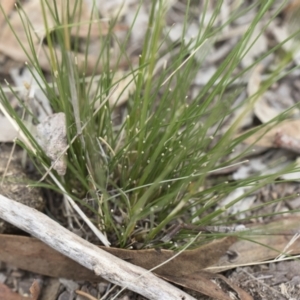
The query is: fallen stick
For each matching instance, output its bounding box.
[0,194,196,300]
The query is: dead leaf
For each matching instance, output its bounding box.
[208,216,300,273]
[246,64,286,126]
[2,217,299,286]
[0,115,19,142]
[0,0,15,28]
[219,187,256,218]
[241,25,267,68]
[253,84,298,124]
[29,280,41,300]
[242,119,300,148]
[108,71,137,108]
[254,91,284,123]
[271,21,300,64]
[0,235,237,298]
[124,3,148,47]
[0,235,236,280]
[9,67,53,122]
[0,234,99,280]
[0,282,27,300]
[247,64,263,99]
[161,272,234,300]
[34,112,67,176]
[160,272,253,300]
[0,0,125,74]
[6,218,300,300]
[108,236,237,277]
[2,214,300,294]
[247,64,270,124]
[3,215,300,300]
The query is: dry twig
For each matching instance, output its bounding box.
[0,193,196,300]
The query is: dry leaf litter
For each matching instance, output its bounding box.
[1,0,300,299]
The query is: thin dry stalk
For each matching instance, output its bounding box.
[0,193,196,300]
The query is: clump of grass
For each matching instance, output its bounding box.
[0,0,299,248]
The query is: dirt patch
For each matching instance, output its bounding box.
[0,144,45,233]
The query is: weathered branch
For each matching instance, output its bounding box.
[0,194,196,300]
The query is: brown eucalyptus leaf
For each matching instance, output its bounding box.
[0,234,99,281]
[0,235,236,280]
[2,217,300,282]
[160,272,253,300]
[209,216,300,273]
[0,0,15,28]
[0,0,124,74]
[161,272,233,300]
[4,215,299,300]
[107,236,237,277]
[29,279,41,300]
[242,119,300,148]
